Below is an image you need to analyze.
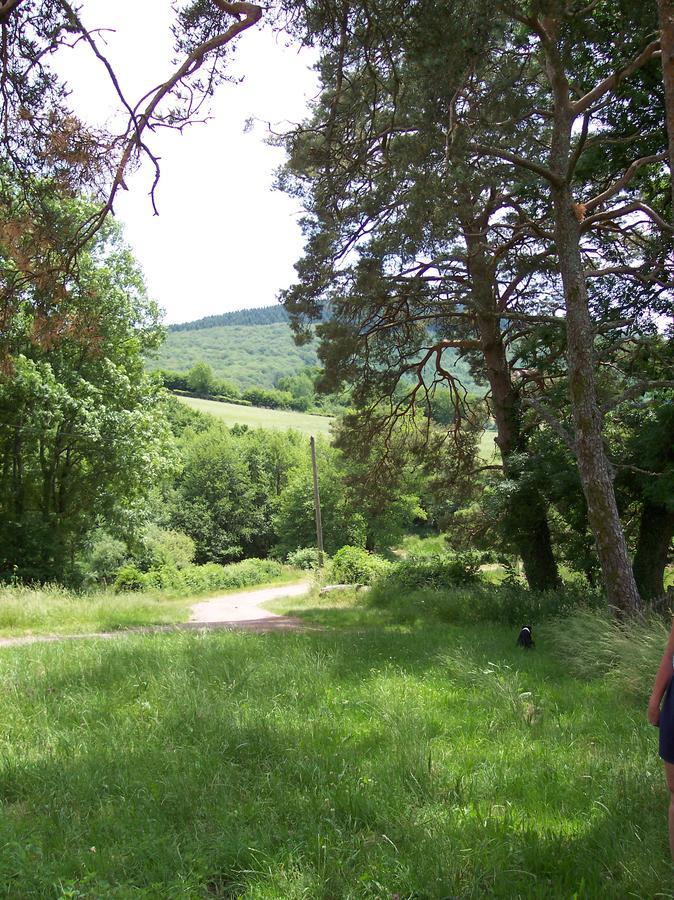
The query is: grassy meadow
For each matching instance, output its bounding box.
[178,395,334,436]
[0,570,304,639]
[0,584,671,897]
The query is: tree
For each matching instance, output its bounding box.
[171,423,303,562]
[0,199,173,581]
[0,0,264,375]
[278,0,673,612]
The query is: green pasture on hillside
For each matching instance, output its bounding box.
[178,395,334,436]
[0,593,670,897]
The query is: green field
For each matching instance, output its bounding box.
[179,395,334,436]
[0,588,669,897]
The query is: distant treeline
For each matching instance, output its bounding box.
[169,305,289,332]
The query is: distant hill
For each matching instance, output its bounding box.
[169,305,288,332]
[151,321,318,389]
[152,304,480,393]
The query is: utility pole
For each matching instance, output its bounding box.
[310,435,324,567]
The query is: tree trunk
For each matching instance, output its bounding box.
[658,0,674,213]
[632,500,674,600]
[552,185,642,614]
[542,35,642,615]
[462,216,560,591]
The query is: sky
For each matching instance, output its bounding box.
[54,2,319,325]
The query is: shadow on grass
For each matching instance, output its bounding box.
[0,625,667,897]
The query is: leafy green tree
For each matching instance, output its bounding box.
[171,424,304,563]
[187,362,218,395]
[0,207,173,582]
[273,440,367,557]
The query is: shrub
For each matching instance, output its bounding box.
[286,547,322,570]
[114,565,146,592]
[115,558,286,596]
[134,525,195,571]
[330,545,391,585]
[86,532,129,584]
[380,553,482,592]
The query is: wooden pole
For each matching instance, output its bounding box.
[310,435,324,567]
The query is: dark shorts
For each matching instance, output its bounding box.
[660,678,674,764]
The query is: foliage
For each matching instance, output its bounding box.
[273,440,367,557]
[84,532,129,585]
[170,424,304,564]
[118,558,286,596]
[378,553,483,593]
[329,545,391,585]
[169,304,289,331]
[133,525,196,572]
[285,547,323,570]
[113,565,146,593]
[150,322,319,390]
[0,200,174,584]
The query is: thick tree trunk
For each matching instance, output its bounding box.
[658,0,674,212]
[632,500,674,600]
[463,218,560,591]
[552,187,642,613]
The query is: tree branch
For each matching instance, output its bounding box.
[522,397,576,450]
[471,144,564,187]
[76,0,262,248]
[0,0,25,25]
[602,380,674,413]
[573,40,661,115]
[584,153,669,212]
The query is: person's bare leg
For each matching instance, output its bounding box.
[661,764,674,870]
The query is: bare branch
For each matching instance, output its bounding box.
[522,397,576,450]
[76,0,262,247]
[584,153,669,212]
[602,380,674,413]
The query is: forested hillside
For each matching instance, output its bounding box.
[169,304,289,332]
[151,321,319,388]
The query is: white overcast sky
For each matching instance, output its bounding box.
[54,2,318,324]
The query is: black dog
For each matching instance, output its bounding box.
[516,625,535,649]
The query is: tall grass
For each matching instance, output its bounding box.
[0,567,304,638]
[0,622,669,897]
[541,606,671,698]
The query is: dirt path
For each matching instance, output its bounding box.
[0,581,312,649]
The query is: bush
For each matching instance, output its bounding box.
[286,547,323,570]
[367,580,602,626]
[134,526,195,571]
[114,565,146,592]
[114,558,286,596]
[380,553,482,592]
[330,545,391,585]
[86,532,129,584]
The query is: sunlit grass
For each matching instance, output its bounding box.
[178,395,334,436]
[0,572,304,638]
[0,616,668,897]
